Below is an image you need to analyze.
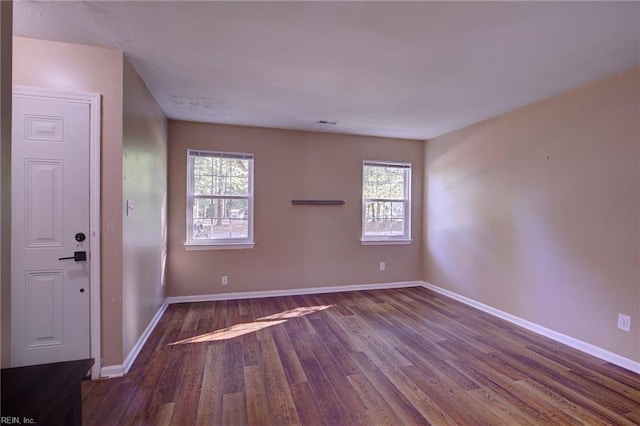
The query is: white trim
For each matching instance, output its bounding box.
[97,279,640,379]
[186,149,254,247]
[362,160,412,242]
[363,160,411,169]
[100,298,169,378]
[167,281,421,304]
[122,298,169,375]
[12,86,102,379]
[100,364,126,379]
[421,281,640,374]
[87,92,102,380]
[361,239,412,246]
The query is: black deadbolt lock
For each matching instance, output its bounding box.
[75,232,86,242]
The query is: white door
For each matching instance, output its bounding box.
[11,92,91,366]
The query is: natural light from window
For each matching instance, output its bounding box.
[168,304,333,345]
[362,160,411,243]
[186,150,254,248]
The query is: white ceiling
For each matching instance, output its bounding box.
[13,1,640,140]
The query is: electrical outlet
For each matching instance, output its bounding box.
[617,313,631,332]
[221,275,228,286]
[379,261,386,271]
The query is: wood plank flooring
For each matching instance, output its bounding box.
[82,287,640,425]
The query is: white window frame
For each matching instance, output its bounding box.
[186,149,255,250]
[361,160,412,245]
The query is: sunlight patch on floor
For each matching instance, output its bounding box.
[169,320,287,345]
[168,304,333,345]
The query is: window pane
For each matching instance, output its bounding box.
[194,175,213,196]
[363,167,377,198]
[194,157,212,175]
[194,197,249,240]
[365,200,393,220]
[230,176,248,196]
[205,158,249,196]
[193,218,213,239]
[389,171,405,198]
[228,199,249,220]
[211,157,223,175]
[194,198,213,219]
[364,165,406,200]
[363,218,405,237]
[231,162,249,177]
[391,202,404,218]
[230,219,249,239]
[390,219,405,235]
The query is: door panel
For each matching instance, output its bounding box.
[25,270,64,348]
[26,160,63,247]
[12,94,91,366]
[26,114,64,142]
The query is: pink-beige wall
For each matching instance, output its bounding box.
[167,122,423,296]
[122,58,167,357]
[0,1,11,367]
[424,68,640,362]
[13,36,125,365]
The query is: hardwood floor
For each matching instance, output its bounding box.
[82,287,640,425]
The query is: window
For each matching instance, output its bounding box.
[362,160,411,244]
[186,150,254,249]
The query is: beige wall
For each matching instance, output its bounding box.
[167,122,423,296]
[424,68,640,362]
[13,36,125,365]
[122,58,167,357]
[0,1,11,367]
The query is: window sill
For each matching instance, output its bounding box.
[360,239,412,246]
[185,242,255,251]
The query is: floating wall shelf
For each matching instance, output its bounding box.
[291,200,346,206]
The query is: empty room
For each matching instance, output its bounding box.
[1,1,639,425]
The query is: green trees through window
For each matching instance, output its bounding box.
[363,161,411,240]
[187,150,254,245]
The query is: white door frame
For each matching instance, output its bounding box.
[13,86,102,379]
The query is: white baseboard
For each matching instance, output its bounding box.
[100,281,419,378]
[122,298,170,374]
[100,363,125,378]
[100,298,170,378]
[421,281,640,374]
[167,280,421,304]
[104,279,640,377]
